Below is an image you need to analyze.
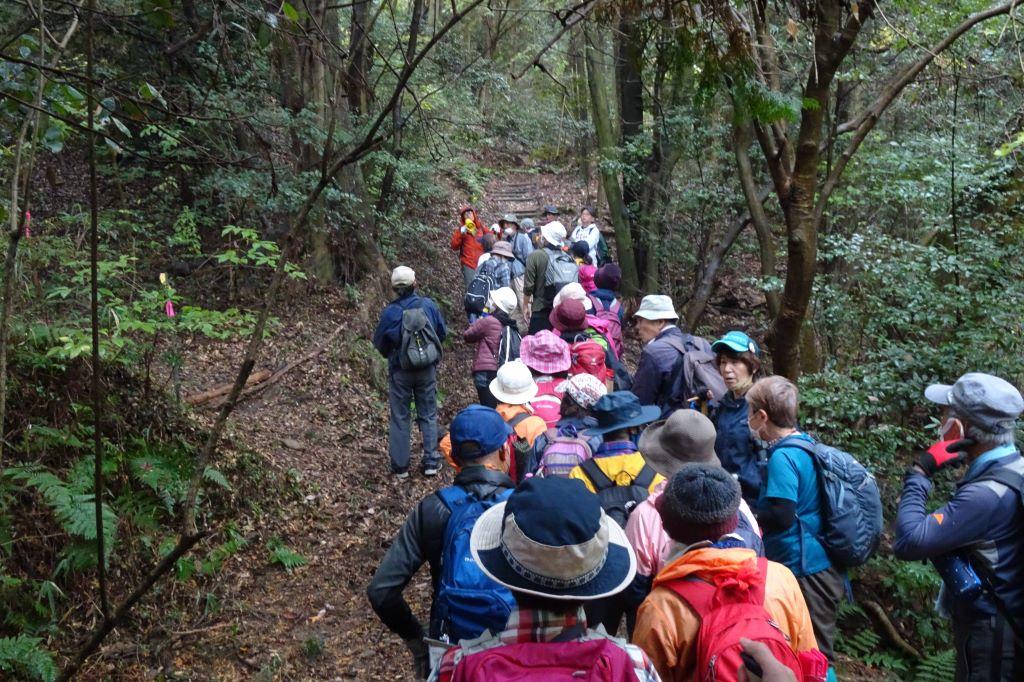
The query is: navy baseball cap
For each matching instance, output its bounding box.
[542,205,560,216]
[925,373,1024,434]
[449,405,513,459]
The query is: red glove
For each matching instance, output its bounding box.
[914,439,970,477]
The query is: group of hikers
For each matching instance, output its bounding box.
[367,204,1024,681]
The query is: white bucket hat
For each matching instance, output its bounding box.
[553,282,594,311]
[634,294,678,321]
[541,220,567,247]
[487,287,518,315]
[489,360,539,405]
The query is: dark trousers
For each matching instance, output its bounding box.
[387,366,439,473]
[796,565,845,663]
[528,307,552,335]
[473,370,498,408]
[954,615,1021,681]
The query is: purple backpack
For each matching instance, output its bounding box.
[536,427,593,478]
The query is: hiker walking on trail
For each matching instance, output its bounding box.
[372,266,447,478]
[463,287,520,407]
[523,220,577,334]
[489,360,548,481]
[567,391,663,635]
[747,376,844,675]
[519,330,572,428]
[571,207,601,266]
[711,331,766,504]
[630,295,719,417]
[633,463,822,682]
[464,239,514,323]
[571,240,598,293]
[431,476,662,682]
[893,373,1024,682]
[451,206,485,289]
[367,405,516,680]
[501,213,533,321]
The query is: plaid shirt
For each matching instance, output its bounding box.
[430,606,661,681]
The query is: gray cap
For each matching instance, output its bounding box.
[925,372,1024,434]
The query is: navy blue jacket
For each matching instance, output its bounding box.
[590,288,624,322]
[893,449,1024,621]
[713,392,763,502]
[631,325,688,413]
[372,291,447,372]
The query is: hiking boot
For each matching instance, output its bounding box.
[393,471,410,480]
[422,465,440,477]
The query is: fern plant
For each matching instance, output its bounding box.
[0,635,58,682]
[914,648,955,682]
[267,537,307,573]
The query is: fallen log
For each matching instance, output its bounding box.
[184,369,272,405]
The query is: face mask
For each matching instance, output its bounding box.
[503,227,515,238]
[938,417,962,440]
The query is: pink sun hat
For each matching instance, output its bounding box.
[519,330,571,375]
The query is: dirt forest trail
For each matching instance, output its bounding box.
[160,172,576,681]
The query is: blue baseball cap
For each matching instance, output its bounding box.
[711,331,760,356]
[449,405,513,459]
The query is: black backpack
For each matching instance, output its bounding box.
[578,459,656,528]
[399,306,442,370]
[464,270,496,315]
[663,333,727,414]
[496,324,522,366]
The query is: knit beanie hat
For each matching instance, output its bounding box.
[594,263,622,291]
[656,463,741,546]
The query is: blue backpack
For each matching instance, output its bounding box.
[435,486,515,643]
[786,438,883,568]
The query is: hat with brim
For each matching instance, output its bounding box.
[585,391,661,436]
[499,214,520,228]
[633,295,678,321]
[639,410,719,479]
[711,331,759,356]
[924,372,1024,434]
[470,478,636,600]
[490,241,515,259]
[489,360,539,405]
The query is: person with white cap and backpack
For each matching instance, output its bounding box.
[523,220,578,334]
[462,287,521,407]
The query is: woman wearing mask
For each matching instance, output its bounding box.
[450,206,485,289]
[711,331,765,504]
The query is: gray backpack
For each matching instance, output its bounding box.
[543,250,579,300]
[399,306,442,370]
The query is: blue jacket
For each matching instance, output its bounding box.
[509,232,533,278]
[713,392,763,502]
[372,291,447,372]
[631,325,687,413]
[893,448,1024,621]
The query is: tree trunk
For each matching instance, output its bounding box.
[615,12,645,282]
[584,25,639,296]
[569,27,591,193]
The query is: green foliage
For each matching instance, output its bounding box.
[266,537,308,573]
[0,635,57,682]
[913,648,956,682]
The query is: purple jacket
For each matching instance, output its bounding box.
[463,310,516,372]
[631,325,687,409]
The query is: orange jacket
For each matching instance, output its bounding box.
[495,403,547,446]
[632,547,817,682]
[451,207,485,269]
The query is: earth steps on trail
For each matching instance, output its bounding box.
[486,181,543,221]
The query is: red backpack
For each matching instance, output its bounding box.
[450,634,639,681]
[569,340,611,382]
[664,558,804,682]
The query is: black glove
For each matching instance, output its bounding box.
[404,637,430,680]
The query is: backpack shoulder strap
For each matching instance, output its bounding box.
[508,412,531,430]
[665,557,770,614]
[436,486,473,512]
[974,467,1024,499]
[580,457,615,491]
[633,463,657,490]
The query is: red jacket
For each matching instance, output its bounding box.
[463,315,502,372]
[451,207,485,270]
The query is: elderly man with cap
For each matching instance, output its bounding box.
[523,219,577,334]
[430,476,661,681]
[372,266,447,478]
[633,463,819,682]
[631,295,715,417]
[368,405,516,680]
[893,373,1024,682]
[625,411,763,623]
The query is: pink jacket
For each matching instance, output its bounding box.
[463,316,502,372]
[625,482,762,578]
[579,263,597,293]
